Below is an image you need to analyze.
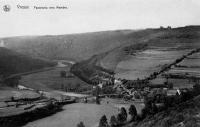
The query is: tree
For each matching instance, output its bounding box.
[95,86,101,96]
[96,96,100,104]
[95,86,101,104]
[116,107,128,124]
[140,97,153,118]
[77,121,85,127]
[99,115,109,127]
[129,105,137,121]
[60,71,66,78]
[117,113,125,124]
[120,107,127,121]
[110,115,117,127]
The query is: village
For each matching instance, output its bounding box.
[88,48,200,107]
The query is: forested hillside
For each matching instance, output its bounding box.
[0,47,56,77]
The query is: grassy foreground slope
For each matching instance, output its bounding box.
[0,47,56,77]
[132,95,200,127]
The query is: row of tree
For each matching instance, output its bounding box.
[76,104,137,127]
[122,48,200,90]
[99,104,138,127]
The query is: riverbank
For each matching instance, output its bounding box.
[0,86,77,127]
[0,102,62,127]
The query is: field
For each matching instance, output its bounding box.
[24,103,118,127]
[19,66,92,92]
[115,47,190,80]
[0,87,43,118]
[146,48,199,91]
[0,87,40,103]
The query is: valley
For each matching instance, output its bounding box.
[0,26,200,127]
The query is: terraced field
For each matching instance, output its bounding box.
[161,49,200,88]
[115,47,191,80]
[177,52,200,67]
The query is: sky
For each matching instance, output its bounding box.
[0,0,200,37]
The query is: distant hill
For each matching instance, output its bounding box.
[0,30,129,61]
[1,25,200,82]
[71,26,200,82]
[1,29,161,61]
[0,47,56,77]
[2,26,200,62]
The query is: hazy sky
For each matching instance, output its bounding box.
[0,0,200,37]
